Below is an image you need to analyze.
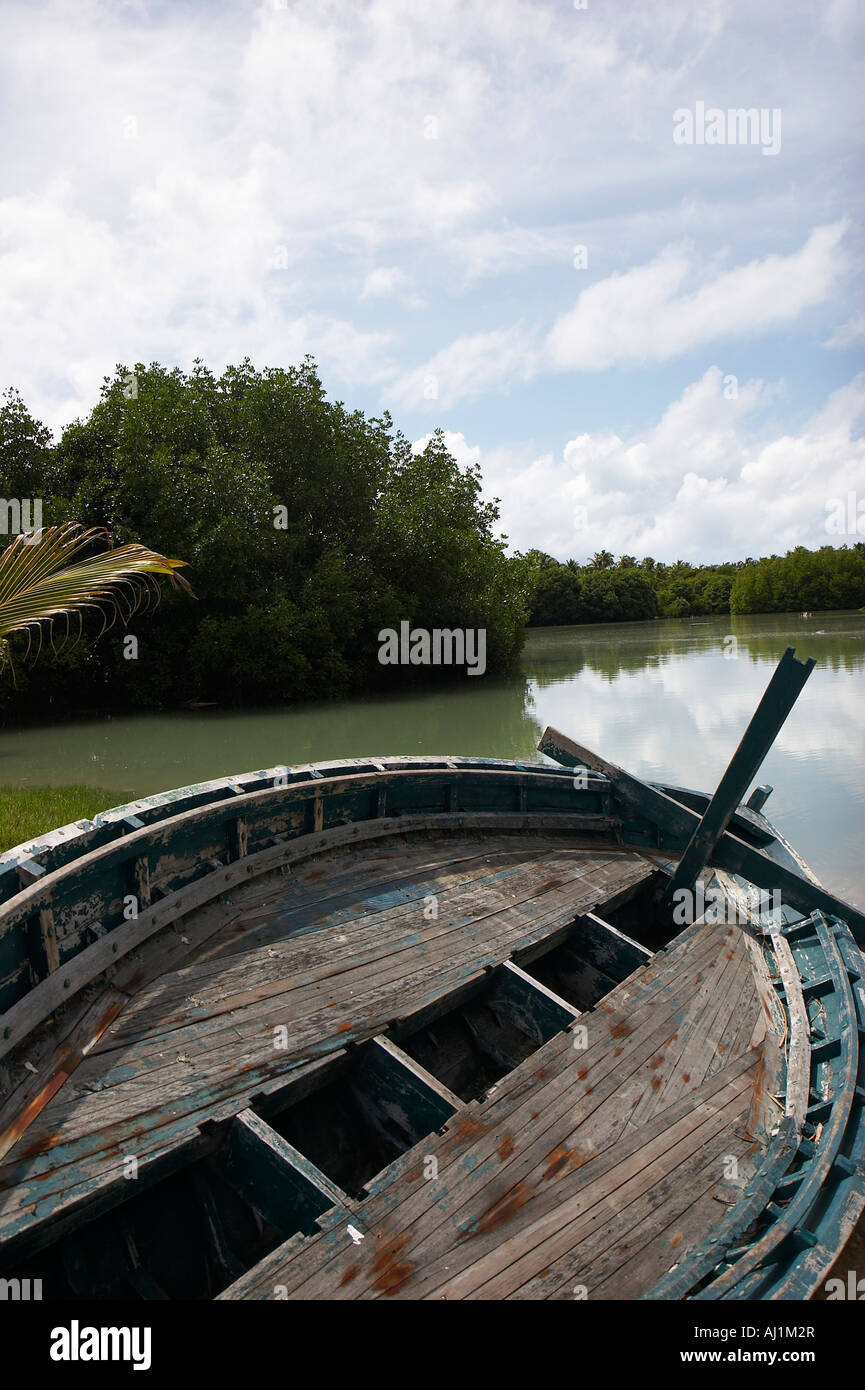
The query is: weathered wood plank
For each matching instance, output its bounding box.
[0,986,126,1163]
[492,961,581,1038]
[241,926,743,1300]
[521,1113,761,1299]
[770,931,811,1126]
[96,847,630,1052]
[381,1057,759,1300]
[357,1036,461,1140]
[0,854,650,1240]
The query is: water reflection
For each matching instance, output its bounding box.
[523,612,865,910]
[0,612,862,907]
[527,612,865,685]
[0,679,541,801]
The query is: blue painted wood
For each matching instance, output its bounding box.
[727,923,865,1300]
[490,960,580,1040]
[657,783,774,845]
[0,759,619,1023]
[354,1036,460,1139]
[217,1108,351,1237]
[747,785,773,812]
[692,912,860,1300]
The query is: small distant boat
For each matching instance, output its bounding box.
[0,647,862,1301]
[801,611,812,618]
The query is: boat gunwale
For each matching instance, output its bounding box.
[2,755,864,1302]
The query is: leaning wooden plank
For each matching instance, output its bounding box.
[538,726,865,942]
[662,646,815,910]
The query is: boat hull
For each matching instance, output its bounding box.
[0,757,862,1300]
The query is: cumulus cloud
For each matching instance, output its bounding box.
[359,266,424,308]
[412,429,481,468]
[0,0,861,502]
[391,324,539,411]
[394,224,849,408]
[546,223,847,371]
[468,368,865,563]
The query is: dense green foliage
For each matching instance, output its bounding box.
[525,547,865,625]
[527,558,659,625]
[0,361,531,718]
[729,546,865,614]
[3,363,863,718]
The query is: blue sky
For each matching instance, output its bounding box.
[1,0,863,562]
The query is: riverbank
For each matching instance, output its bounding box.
[1,611,862,904]
[0,785,115,854]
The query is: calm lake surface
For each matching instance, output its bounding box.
[2,611,864,907]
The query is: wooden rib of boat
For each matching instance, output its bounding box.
[0,648,863,1301]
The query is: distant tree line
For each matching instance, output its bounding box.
[0,360,531,720]
[525,546,865,626]
[2,357,862,723]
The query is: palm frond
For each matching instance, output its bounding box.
[0,524,193,664]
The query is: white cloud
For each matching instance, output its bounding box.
[359,265,424,308]
[411,429,481,469]
[471,368,865,562]
[391,324,539,411]
[360,267,409,299]
[387,224,848,409]
[0,0,860,473]
[544,222,847,371]
[824,315,865,350]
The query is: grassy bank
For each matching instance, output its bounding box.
[0,785,118,854]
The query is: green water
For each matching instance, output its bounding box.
[2,611,863,906]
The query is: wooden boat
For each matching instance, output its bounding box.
[0,647,863,1302]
